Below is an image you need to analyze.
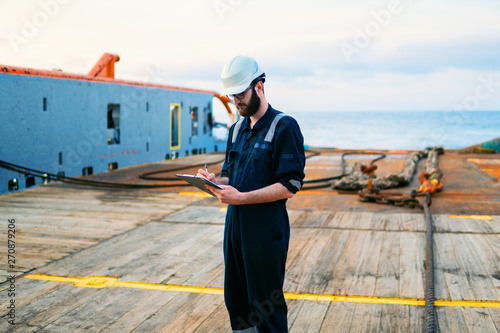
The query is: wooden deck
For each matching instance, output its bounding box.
[0,152,499,332]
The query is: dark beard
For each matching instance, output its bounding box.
[237,88,260,118]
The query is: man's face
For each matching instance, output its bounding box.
[235,86,260,118]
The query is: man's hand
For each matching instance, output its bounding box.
[206,184,244,205]
[196,168,217,183]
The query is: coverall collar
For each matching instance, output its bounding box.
[242,103,273,132]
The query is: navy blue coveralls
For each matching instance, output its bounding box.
[220,105,306,333]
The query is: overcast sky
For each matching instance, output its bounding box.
[1,0,499,112]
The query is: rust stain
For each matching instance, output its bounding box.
[467,158,500,181]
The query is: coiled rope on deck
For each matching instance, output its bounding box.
[331,147,444,191]
[302,151,386,190]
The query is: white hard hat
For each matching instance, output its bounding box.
[220,55,265,96]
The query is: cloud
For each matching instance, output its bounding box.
[1,0,500,111]
[342,36,500,74]
[250,33,500,86]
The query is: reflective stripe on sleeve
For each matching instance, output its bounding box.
[289,179,302,191]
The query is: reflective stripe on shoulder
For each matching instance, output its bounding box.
[264,113,288,142]
[231,119,244,143]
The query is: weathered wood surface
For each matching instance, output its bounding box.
[0,185,199,281]
[0,182,499,332]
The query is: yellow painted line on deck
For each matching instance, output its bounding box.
[25,274,500,308]
[26,274,224,294]
[449,215,493,221]
[178,192,212,198]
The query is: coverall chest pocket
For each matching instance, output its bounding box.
[252,148,273,185]
[253,148,272,163]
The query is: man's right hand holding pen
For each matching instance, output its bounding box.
[197,166,250,204]
[196,167,218,184]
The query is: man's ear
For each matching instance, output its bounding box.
[256,81,264,95]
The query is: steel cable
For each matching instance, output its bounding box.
[423,193,436,333]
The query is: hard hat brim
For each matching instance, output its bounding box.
[220,82,252,97]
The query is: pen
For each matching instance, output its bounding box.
[205,164,208,174]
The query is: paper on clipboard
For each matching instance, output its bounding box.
[175,174,223,197]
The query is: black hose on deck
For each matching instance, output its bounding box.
[302,151,386,189]
[0,150,386,190]
[0,160,192,189]
[423,193,436,333]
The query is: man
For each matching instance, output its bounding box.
[197,55,306,333]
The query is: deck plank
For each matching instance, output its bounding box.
[132,292,224,333]
[400,213,426,232]
[399,231,425,299]
[288,210,308,228]
[485,234,500,261]
[488,308,500,333]
[488,216,500,233]
[35,223,206,277]
[98,288,183,333]
[374,231,401,298]
[161,206,226,224]
[347,230,384,297]
[436,307,470,333]
[460,233,500,300]
[192,301,231,333]
[286,300,306,331]
[0,234,97,249]
[433,233,452,301]
[380,304,410,333]
[382,212,401,231]
[348,303,383,332]
[368,212,387,230]
[408,305,425,332]
[330,230,370,295]
[335,211,362,230]
[460,307,500,333]
[0,283,104,332]
[286,229,341,294]
[435,233,475,301]
[354,212,378,230]
[289,301,329,333]
[299,210,334,228]
[452,233,500,301]
[40,288,157,333]
[318,302,356,332]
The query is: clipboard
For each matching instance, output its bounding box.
[175,174,223,197]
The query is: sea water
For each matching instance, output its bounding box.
[286,111,500,150]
